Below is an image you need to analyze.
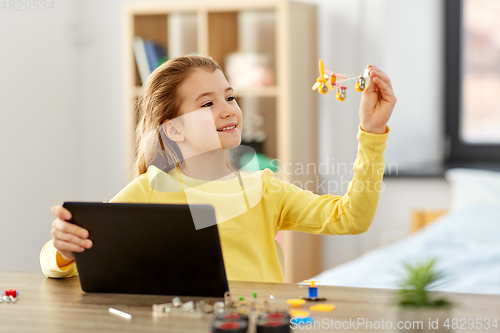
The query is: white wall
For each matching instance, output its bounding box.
[0,0,134,271]
[0,1,82,271]
[0,0,450,272]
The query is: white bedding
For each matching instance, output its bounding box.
[309,204,500,295]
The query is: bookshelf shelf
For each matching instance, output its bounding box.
[124,0,319,283]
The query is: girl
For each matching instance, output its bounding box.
[40,55,396,282]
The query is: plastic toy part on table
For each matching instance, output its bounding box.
[256,311,291,333]
[153,296,207,318]
[108,307,132,320]
[212,292,292,333]
[302,280,326,301]
[286,298,306,308]
[212,313,249,333]
[312,59,369,101]
[290,316,314,326]
[1,289,19,303]
[310,304,336,312]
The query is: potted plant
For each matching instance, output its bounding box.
[393,258,455,332]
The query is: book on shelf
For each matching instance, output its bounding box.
[133,36,168,85]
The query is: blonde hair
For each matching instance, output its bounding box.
[132,55,236,180]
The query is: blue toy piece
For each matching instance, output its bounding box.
[291,316,314,325]
[308,286,318,298]
[302,280,326,301]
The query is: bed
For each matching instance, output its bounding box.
[308,168,500,295]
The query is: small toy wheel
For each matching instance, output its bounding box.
[355,77,366,92]
[355,81,365,92]
[336,91,346,101]
[320,84,328,95]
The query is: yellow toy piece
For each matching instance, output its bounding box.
[303,280,320,287]
[287,298,306,308]
[312,59,334,95]
[310,304,336,312]
[289,310,310,318]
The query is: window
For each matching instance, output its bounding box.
[445,0,500,168]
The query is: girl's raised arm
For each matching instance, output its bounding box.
[267,125,389,235]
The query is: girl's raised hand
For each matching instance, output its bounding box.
[358,65,397,134]
[50,205,92,264]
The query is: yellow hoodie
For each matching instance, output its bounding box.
[40,125,389,283]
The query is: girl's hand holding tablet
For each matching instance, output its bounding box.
[50,205,93,265]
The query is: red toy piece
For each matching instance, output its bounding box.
[212,313,248,333]
[3,289,18,298]
[257,311,291,333]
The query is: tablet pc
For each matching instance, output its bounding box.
[62,202,229,297]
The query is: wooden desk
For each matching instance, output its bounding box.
[1,271,499,332]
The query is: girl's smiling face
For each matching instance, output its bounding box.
[165,69,243,154]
